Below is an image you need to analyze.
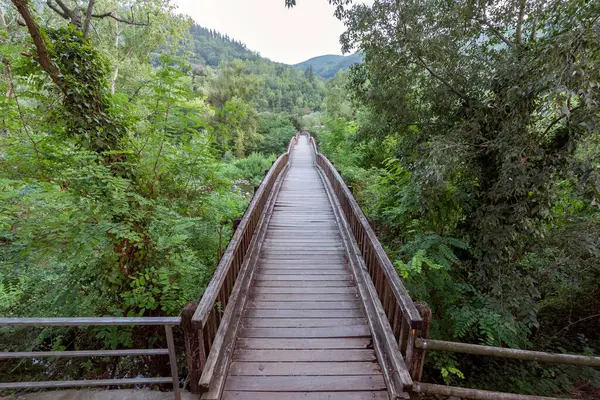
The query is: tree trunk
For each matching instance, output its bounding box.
[10,0,61,86]
[109,10,119,94]
[0,7,8,32]
[82,0,96,38]
[516,0,526,45]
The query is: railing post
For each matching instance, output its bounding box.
[409,302,432,399]
[164,324,181,400]
[182,301,202,394]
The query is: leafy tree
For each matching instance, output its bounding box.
[310,0,600,394]
[0,2,279,384]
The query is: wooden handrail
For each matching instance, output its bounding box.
[303,131,425,380]
[416,339,600,367]
[189,134,298,393]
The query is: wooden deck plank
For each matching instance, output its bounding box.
[221,392,388,400]
[242,318,366,328]
[251,293,359,301]
[228,362,381,376]
[245,309,365,318]
[239,326,371,338]
[254,286,358,294]
[233,349,376,362]
[253,270,348,276]
[253,275,350,281]
[236,338,372,350]
[224,375,387,391]
[246,301,361,310]
[259,266,347,271]
[254,281,355,287]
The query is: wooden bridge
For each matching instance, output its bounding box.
[190,132,427,400]
[2,132,599,400]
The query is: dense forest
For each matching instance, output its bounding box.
[0,0,324,384]
[1,0,599,398]
[311,0,600,397]
[293,52,363,80]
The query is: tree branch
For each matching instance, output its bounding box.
[46,0,68,18]
[476,17,515,48]
[82,0,96,38]
[11,0,62,86]
[516,0,526,45]
[542,106,582,137]
[412,53,470,103]
[47,0,81,26]
[554,313,600,337]
[49,0,70,17]
[91,11,149,26]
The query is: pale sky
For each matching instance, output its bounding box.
[173,0,371,65]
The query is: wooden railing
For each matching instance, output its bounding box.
[304,132,427,381]
[189,134,298,393]
[0,317,181,399]
[412,339,600,400]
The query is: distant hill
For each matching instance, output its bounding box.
[189,25,265,67]
[293,53,364,80]
[188,25,363,80]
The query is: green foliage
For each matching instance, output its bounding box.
[313,0,600,395]
[189,24,261,67]
[0,0,315,384]
[222,153,276,186]
[250,113,297,155]
[187,26,327,115]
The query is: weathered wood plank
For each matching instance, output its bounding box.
[221,392,388,400]
[228,362,382,376]
[242,318,366,328]
[253,270,350,276]
[239,326,371,338]
[246,301,361,310]
[259,266,347,271]
[253,275,351,281]
[254,280,355,287]
[236,338,372,350]
[245,309,364,318]
[254,286,357,294]
[259,261,346,267]
[251,293,358,301]
[233,349,377,362]
[224,375,387,391]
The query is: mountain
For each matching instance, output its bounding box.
[188,24,363,81]
[293,53,364,80]
[189,25,265,67]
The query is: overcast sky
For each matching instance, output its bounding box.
[173,0,370,65]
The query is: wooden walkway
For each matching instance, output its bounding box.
[220,136,388,399]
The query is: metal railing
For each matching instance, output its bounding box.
[0,317,181,399]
